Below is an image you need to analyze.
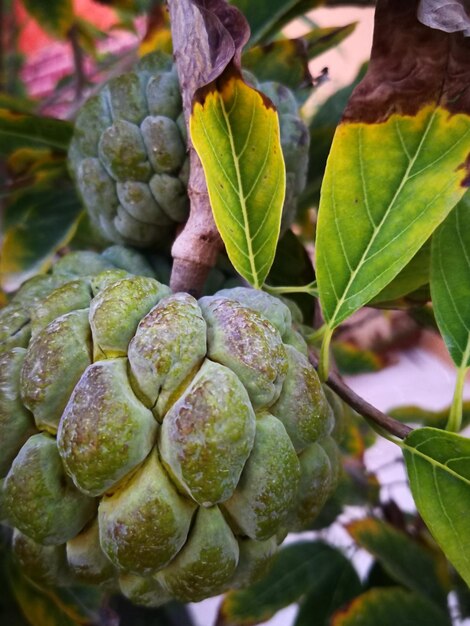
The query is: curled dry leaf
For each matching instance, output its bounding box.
[418,0,470,36]
[167,0,251,294]
[345,0,470,122]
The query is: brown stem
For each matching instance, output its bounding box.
[309,350,412,440]
[68,23,87,100]
[167,0,224,295]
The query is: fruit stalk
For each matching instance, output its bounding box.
[167,0,224,294]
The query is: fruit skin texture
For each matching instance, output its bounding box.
[68,54,309,248]
[0,251,337,605]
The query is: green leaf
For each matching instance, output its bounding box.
[346,518,449,607]
[331,588,452,626]
[390,402,470,430]
[231,0,322,45]
[191,71,285,288]
[8,560,85,626]
[403,427,470,586]
[431,193,470,367]
[299,64,367,210]
[294,556,362,626]
[0,187,83,291]
[316,105,470,329]
[241,25,355,91]
[0,110,73,155]
[22,0,74,39]
[218,541,351,625]
[333,341,386,375]
[0,94,34,114]
[242,39,308,90]
[304,24,357,60]
[371,241,430,305]
[0,559,30,626]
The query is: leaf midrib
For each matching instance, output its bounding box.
[328,109,437,328]
[403,436,470,485]
[219,84,259,287]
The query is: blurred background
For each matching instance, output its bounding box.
[2,1,469,624]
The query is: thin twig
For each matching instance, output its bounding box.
[68,23,87,100]
[309,350,413,440]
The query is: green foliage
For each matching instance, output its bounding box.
[242,24,356,90]
[403,427,470,586]
[8,559,95,626]
[218,542,357,625]
[230,0,322,45]
[266,229,315,321]
[390,402,470,429]
[22,0,74,39]
[2,1,470,624]
[431,193,470,367]
[300,64,367,209]
[371,241,430,305]
[0,110,73,155]
[293,557,361,626]
[330,588,452,626]
[332,341,386,374]
[347,518,449,607]
[0,187,83,291]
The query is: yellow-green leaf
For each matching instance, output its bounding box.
[22,0,74,39]
[403,427,470,586]
[304,24,357,60]
[191,71,285,288]
[241,26,356,90]
[332,341,385,375]
[0,109,73,155]
[8,561,85,626]
[390,402,470,430]
[242,39,308,90]
[331,588,451,626]
[347,518,449,607]
[316,105,470,329]
[1,188,82,291]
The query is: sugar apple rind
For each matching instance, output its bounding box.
[4,433,96,544]
[99,447,197,575]
[158,506,239,602]
[160,359,256,506]
[69,53,188,249]
[222,412,301,540]
[0,258,338,605]
[57,358,158,497]
[128,293,207,418]
[69,54,309,248]
[0,348,36,477]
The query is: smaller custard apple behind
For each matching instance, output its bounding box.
[68,53,310,249]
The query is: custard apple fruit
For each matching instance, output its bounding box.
[0,254,339,605]
[68,53,309,248]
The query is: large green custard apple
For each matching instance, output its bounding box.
[0,249,338,605]
[68,53,309,248]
